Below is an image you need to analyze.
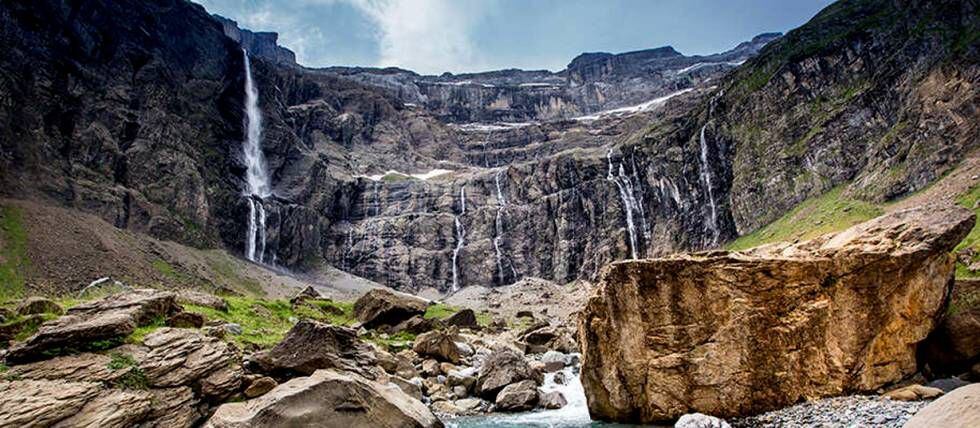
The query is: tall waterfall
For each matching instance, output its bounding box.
[493,169,515,284]
[451,186,467,292]
[607,149,644,259]
[698,125,719,245]
[242,49,272,263]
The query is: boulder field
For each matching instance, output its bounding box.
[578,206,975,423]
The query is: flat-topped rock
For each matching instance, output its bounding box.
[354,289,429,330]
[578,206,975,423]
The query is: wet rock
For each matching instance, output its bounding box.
[904,383,980,428]
[579,207,975,423]
[243,376,277,398]
[167,311,205,328]
[250,320,375,377]
[413,329,461,363]
[476,348,535,399]
[6,289,179,363]
[538,390,568,409]
[676,413,731,428]
[354,289,429,330]
[494,380,538,411]
[16,297,63,316]
[206,369,443,427]
[444,309,478,328]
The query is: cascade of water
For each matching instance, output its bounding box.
[492,169,515,284]
[451,186,467,292]
[241,49,272,263]
[606,149,641,259]
[698,125,719,245]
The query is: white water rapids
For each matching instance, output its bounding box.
[242,49,272,264]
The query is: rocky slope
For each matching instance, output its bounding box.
[1,0,977,296]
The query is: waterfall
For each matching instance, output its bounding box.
[241,49,272,264]
[451,186,467,292]
[698,125,719,245]
[493,169,515,284]
[606,149,643,259]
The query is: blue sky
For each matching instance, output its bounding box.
[195,0,835,75]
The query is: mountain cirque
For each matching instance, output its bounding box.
[578,206,976,423]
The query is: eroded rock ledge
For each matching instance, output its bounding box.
[578,206,975,423]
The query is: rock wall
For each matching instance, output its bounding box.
[578,206,976,423]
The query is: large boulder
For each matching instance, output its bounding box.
[903,383,980,428]
[249,320,375,377]
[6,289,179,363]
[578,206,975,423]
[919,278,980,376]
[444,309,478,328]
[476,347,536,399]
[353,289,428,330]
[205,369,443,428]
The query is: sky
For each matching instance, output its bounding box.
[195,0,836,75]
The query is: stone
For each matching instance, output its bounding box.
[290,285,321,304]
[1,352,124,384]
[206,369,443,427]
[920,278,980,376]
[177,290,229,312]
[413,329,461,363]
[904,383,980,428]
[391,315,438,335]
[883,384,944,401]
[250,320,375,377]
[926,377,971,393]
[201,367,245,400]
[421,359,441,377]
[139,328,241,390]
[554,371,567,385]
[494,380,538,411]
[244,376,277,398]
[0,380,103,426]
[223,323,243,335]
[167,311,205,328]
[516,311,534,319]
[16,297,64,316]
[578,206,975,423]
[675,413,732,428]
[353,289,429,330]
[476,348,535,399]
[6,289,179,363]
[444,309,478,328]
[430,398,486,416]
[452,385,468,398]
[389,376,423,400]
[538,390,567,409]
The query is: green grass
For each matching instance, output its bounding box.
[0,206,29,299]
[727,186,884,251]
[151,259,178,279]
[954,183,980,278]
[183,296,356,349]
[423,303,458,320]
[107,352,138,370]
[125,315,167,344]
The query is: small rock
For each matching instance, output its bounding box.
[177,290,228,312]
[495,380,538,411]
[538,390,567,409]
[413,329,461,363]
[515,311,534,319]
[223,323,243,335]
[421,359,441,377]
[244,376,278,398]
[16,297,64,316]
[553,371,567,385]
[290,286,320,305]
[676,413,731,428]
[884,384,944,401]
[166,311,205,328]
[445,309,478,328]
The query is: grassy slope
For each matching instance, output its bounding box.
[727,182,980,279]
[0,206,28,298]
[726,186,883,251]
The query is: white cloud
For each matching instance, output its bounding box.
[349,0,489,74]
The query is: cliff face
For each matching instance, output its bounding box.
[212,15,296,66]
[0,0,976,295]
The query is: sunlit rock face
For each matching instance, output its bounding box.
[578,206,975,423]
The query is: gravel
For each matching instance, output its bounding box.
[732,395,931,428]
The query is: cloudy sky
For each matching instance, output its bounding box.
[195,0,834,75]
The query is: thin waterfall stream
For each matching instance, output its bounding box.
[242,49,272,264]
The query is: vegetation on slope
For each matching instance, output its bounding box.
[726,186,883,251]
[0,206,29,298]
[954,183,980,278]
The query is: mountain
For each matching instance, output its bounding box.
[0,0,976,296]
